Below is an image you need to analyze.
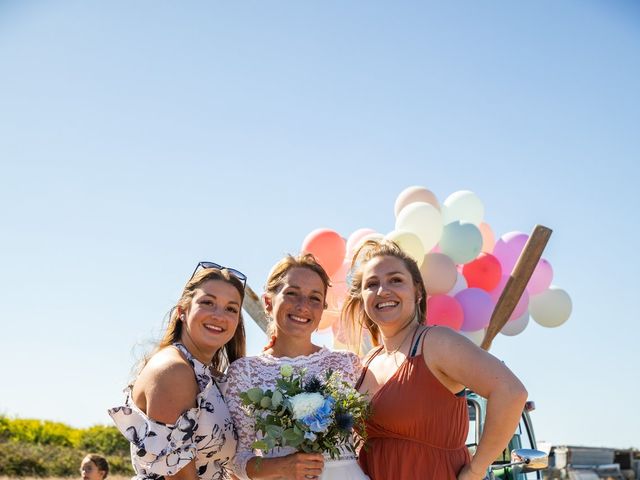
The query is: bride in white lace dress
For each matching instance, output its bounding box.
[225,254,369,480]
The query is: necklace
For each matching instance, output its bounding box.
[382,321,418,357]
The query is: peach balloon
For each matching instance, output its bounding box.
[318,310,339,332]
[479,222,496,252]
[420,253,457,295]
[394,185,440,217]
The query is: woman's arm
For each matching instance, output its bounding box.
[423,327,528,480]
[133,351,200,480]
[245,454,324,480]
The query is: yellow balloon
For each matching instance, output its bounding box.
[385,230,425,268]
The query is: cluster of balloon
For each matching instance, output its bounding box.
[300,186,572,350]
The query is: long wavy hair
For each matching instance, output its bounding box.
[341,239,427,350]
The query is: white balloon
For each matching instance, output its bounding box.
[395,202,443,252]
[500,311,530,336]
[530,286,572,328]
[442,190,485,226]
[460,328,485,346]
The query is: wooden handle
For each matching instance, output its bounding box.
[242,285,270,333]
[481,225,552,351]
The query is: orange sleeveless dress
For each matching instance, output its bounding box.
[356,328,470,479]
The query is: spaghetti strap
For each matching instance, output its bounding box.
[410,326,431,357]
[355,345,384,390]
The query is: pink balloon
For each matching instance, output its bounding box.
[331,260,351,284]
[527,258,554,295]
[455,288,495,332]
[346,228,377,258]
[301,228,346,277]
[394,186,440,217]
[492,231,529,274]
[489,275,530,320]
[426,295,463,331]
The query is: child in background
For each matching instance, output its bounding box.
[80,454,109,480]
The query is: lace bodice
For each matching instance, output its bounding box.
[108,343,237,480]
[224,347,362,480]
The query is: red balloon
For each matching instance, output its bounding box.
[426,295,464,331]
[301,228,346,277]
[462,253,502,291]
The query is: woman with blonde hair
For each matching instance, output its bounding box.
[109,261,247,480]
[225,253,368,480]
[343,240,528,480]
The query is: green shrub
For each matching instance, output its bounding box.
[0,440,133,477]
[0,416,133,477]
[78,425,130,456]
[0,417,79,447]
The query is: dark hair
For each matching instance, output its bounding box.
[263,253,331,340]
[341,239,427,348]
[147,267,246,374]
[82,454,109,479]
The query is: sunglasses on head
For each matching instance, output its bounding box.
[190,261,247,289]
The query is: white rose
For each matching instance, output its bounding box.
[289,392,325,419]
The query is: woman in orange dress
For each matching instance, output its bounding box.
[342,240,528,480]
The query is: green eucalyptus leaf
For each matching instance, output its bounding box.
[246,388,264,403]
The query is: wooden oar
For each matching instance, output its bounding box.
[480,225,552,351]
[243,285,270,333]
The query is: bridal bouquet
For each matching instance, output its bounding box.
[239,365,370,459]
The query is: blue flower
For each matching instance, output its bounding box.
[335,412,354,432]
[301,398,335,433]
[304,431,317,442]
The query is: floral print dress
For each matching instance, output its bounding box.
[108,343,237,480]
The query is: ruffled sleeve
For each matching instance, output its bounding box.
[108,392,200,477]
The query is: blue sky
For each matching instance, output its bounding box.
[1,1,638,448]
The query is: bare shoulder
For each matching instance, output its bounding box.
[133,347,198,420]
[423,325,476,353]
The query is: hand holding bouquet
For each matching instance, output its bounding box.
[239,365,370,460]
